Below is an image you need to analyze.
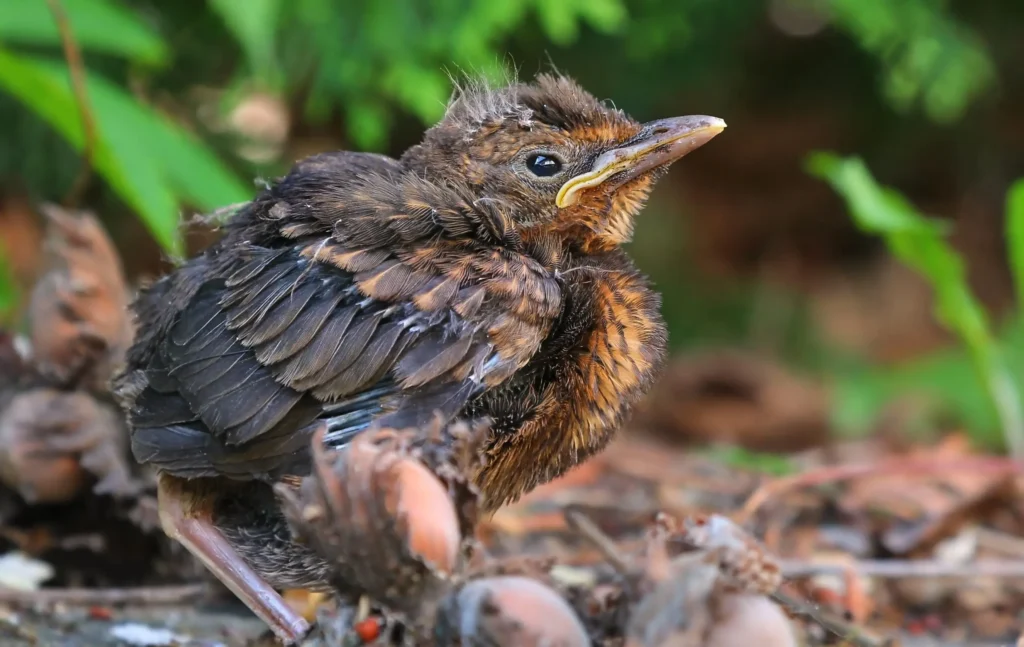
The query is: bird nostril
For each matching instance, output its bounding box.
[652,126,670,135]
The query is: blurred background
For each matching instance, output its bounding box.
[2,0,1024,459]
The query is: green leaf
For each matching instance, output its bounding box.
[0,0,168,65]
[824,0,995,123]
[207,0,282,84]
[806,153,946,235]
[0,247,18,322]
[1006,178,1024,313]
[346,98,391,151]
[383,63,450,124]
[832,348,999,445]
[534,2,582,44]
[577,0,627,34]
[0,48,251,255]
[701,445,795,477]
[810,152,1024,455]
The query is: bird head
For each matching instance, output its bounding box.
[401,74,725,253]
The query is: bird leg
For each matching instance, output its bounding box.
[157,474,310,644]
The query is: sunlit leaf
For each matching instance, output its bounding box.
[0,49,250,255]
[0,247,18,320]
[1006,178,1024,312]
[0,0,168,65]
[383,63,450,124]
[534,1,581,44]
[207,0,282,84]
[346,98,390,151]
[810,152,1024,455]
[576,0,628,33]
[806,154,946,235]
[824,0,995,123]
[701,445,795,476]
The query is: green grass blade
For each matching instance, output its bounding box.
[0,49,251,256]
[207,0,282,84]
[0,0,168,65]
[1006,178,1024,314]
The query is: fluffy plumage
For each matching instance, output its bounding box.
[117,73,681,508]
[113,74,722,643]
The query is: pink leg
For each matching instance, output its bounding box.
[157,475,310,644]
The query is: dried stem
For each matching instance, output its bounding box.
[781,558,1024,579]
[770,589,888,647]
[45,0,97,207]
[0,583,210,606]
[563,506,632,575]
[736,457,1022,524]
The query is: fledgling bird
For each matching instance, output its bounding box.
[114,73,725,643]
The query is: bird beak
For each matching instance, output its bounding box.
[556,115,726,208]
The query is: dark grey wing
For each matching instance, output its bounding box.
[124,155,563,480]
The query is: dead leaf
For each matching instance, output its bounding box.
[0,387,133,503]
[27,204,132,390]
[840,435,1015,554]
[632,350,828,453]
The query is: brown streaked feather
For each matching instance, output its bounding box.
[310,322,406,399]
[354,260,429,301]
[411,276,460,312]
[395,331,477,388]
[475,249,666,508]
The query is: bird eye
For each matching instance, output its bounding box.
[525,154,562,177]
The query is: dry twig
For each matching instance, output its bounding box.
[781,558,1024,579]
[737,457,1022,524]
[564,506,633,575]
[45,0,97,207]
[0,583,210,606]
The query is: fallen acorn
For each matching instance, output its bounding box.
[276,424,462,615]
[704,592,796,647]
[665,513,782,595]
[401,416,491,542]
[434,575,590,647]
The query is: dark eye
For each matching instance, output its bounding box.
[526,154,562,177]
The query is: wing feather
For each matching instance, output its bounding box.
[123,151,564,480]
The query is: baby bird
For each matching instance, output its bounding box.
[114,74,724,643]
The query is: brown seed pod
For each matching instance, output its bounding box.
[626,516,721,647]
[0,388,130,503]
[434,575,589,647]
[27,205,132,390]
[625,514,794,647]
[665,513,782,595]
[276,424,462,614]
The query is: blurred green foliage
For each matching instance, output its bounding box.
[810,154,1024,453]
[0,0,251,255]
[207,0,627,148]
[700,445,796,476]
[0,0,1018,453]
[0,251,16,325]
[0,0,1001,258]
[826,0,994,122]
